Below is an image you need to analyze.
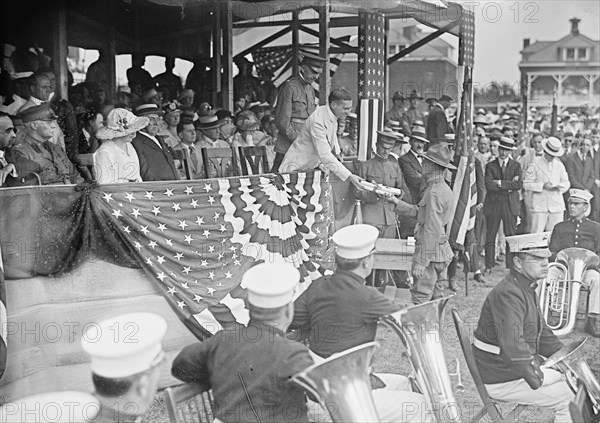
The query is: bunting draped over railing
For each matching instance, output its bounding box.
[0,171,336,378]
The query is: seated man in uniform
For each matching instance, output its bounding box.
[81,312,168,422]
[290,224,432,423]
[172,263,316,423]
[6,104,83,185]
[473,232,574,423]
[549,188,600,337]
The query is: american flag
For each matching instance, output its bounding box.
[458,8,475,67]
[95,171,334,339]
[449,67,477,248]
[358,11,386,100]
[357,11,386,161]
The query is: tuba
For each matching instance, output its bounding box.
[542,338,600,408]
[538,247,599,336]
[291,342,380,422]
[382,296,461,423]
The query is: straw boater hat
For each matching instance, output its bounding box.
[96,108,149,140]
[409,123,430,144]
[541,136,564,157]
[135,103,164,117]
[498,136,517,150]
[196,115,224,130]
[420,143,457,170]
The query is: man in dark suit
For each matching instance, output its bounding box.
[564,137,594,194]
[132,103,179,181]
[399,122,429,205]
[426,94,453,144]
[483,137,522,273]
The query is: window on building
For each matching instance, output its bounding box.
[388,45,397,56]
[565,48,575,60]
[578,48,588,60]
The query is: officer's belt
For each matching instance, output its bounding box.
[474,337,500,355]
[291,117,307,124]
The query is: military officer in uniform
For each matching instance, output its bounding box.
[356,130,417,238]
[172,263,316,423]
[290,224,433,423]
[473,232,574,423]
[549,188,600,337]
[384,91,405,125]
[272,53,326,172]
[401,90,423,136]
[81,312,168,422]
[411,143,456,304]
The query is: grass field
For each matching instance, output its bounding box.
[145,264,600,423]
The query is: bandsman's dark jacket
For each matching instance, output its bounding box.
[172,321,313,423]
[473,270,563,387]
[549,217,600,263]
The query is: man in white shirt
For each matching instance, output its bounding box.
[522,136,570,233]
[279,89,363,189]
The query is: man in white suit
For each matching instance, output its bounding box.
[522,136,570,233]
[279,89,363,189]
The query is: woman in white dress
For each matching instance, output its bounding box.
[93,108,148,184]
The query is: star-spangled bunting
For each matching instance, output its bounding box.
[95,171,334,339]
[358,12,386,100]
[459,8,475,67]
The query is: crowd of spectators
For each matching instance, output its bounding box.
[0,53,283,187]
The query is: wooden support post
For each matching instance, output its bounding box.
[106,0,117,103]
[292,10,299,76]
[221,1,233,111]
[212,3,222,108]
[52,0,68,100]
[318,0,330,105]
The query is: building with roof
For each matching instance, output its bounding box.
[519,17,600,114]
[332,24,458,106]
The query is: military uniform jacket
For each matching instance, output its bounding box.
[473,271,563,385]
[413,176,454,267]
[401,108,423,135]
[290,270,402,358]
[132,132,179,181]
[274,75,316,154]
[171,321,313,423]
[426,105,449,142]
[399,150,423,204]
[483,157,522,217]
[356,155,414,227]
[549,217,600,264]
[6,134,83,185]
[384,107,404,125]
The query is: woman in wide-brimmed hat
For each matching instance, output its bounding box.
[231,110,270,149]
[94,108,149,184]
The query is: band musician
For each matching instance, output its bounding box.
[549,188,600,337]
[473,232,574,423]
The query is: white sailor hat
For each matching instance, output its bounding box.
[568,189,593,204]
[81,312,167,378]
[331,224,379,259]
[244,263,300,309]
[506,232,552,258]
